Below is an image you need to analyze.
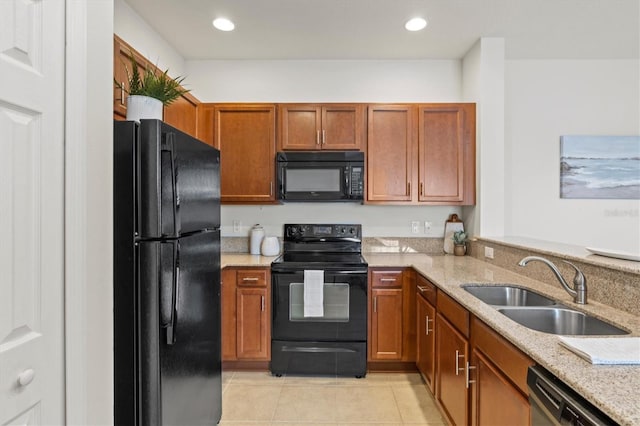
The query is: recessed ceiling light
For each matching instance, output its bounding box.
[405,17,427,31]
[213,17,235,32]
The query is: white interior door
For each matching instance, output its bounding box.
[0,0,66,424]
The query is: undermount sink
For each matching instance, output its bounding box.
[463,285,558,307]
[497,307,629,336]
[463,284,629,335]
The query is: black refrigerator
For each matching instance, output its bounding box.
[114,119,222,425]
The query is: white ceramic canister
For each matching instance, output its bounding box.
[249,224,265,255]
[261,236,280,256]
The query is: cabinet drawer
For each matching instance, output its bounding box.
[416,274,436,305]
[236,269,268,287]
[437,291,469,338]
[371,269,403,288]
[471,317,534,395]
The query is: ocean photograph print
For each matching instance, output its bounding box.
[560,135,640,200]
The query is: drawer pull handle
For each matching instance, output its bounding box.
[242,277,259,281]
[417,285,432,292]
[261,295,265,311]
[466,363,476,388]
[425,316,433,335]
[455,350,465,375]
[379,278,396,282]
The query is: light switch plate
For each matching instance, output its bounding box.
[484,246,494,259]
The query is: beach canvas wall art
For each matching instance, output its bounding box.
[560,135,640,199]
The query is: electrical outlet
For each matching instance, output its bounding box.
[484,246,494,259]
[233,220,241,233]
[424,221,432,232]
[411,221,420,234]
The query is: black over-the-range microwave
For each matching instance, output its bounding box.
[276,151,364,202]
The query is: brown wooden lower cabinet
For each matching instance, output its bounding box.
[368,268,416,366]
[370,287,404,360]
[416,292,436,392]
[436,313,470,426]
[221,267,271,363]
[470,349,530,426]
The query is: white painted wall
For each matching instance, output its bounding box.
[114,0,185,76]
[185,59,461,103]
[505,60,640,253]
[222,204,461,238]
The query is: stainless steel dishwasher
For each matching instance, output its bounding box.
[527,366,618,426]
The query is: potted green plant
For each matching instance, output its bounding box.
[115,52,189,121]
[452,230,468,256]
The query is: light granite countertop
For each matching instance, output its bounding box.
[220,252,640,425]
[366,253,640,426]
[221,253,278,268]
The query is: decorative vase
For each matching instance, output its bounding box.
[126,95,163,122]
[454,244,466,256]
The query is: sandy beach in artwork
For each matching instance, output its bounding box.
[561,177,640,199]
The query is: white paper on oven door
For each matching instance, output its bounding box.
[303,270,324,317]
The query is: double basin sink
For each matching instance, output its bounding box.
[463,285,628,335]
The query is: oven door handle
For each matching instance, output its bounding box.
[272,269,368,275]
[281,346,358,353]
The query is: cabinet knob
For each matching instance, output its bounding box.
[18,369,35,387]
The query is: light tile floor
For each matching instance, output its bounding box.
[220,370,446,425]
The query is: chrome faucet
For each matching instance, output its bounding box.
[518,256,587,304]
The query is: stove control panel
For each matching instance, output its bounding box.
[284,224,361,241]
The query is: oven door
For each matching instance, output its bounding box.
[271,269,367,341]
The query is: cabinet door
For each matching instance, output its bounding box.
[279,105,322,150]
[416,295,436,392]
[221,268,237,361]
[370,288,403,360]
[367,105,415,202]
[113,36,148,119]
[321,105,364,150]
[471,350,530,426]
[163,93,199,139]
[236,287,270,359]
[418,104,475,205]
[436,314,469,426]
[214,105,277,203]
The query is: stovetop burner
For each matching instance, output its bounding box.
[272,223,367,271]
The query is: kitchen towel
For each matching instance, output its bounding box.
[303,270,324,317]
[558,336,640,365]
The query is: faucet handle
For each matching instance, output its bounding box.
[562,260,586,289]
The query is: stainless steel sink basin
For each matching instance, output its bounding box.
[463,285,558,307]
[497,307,629,335]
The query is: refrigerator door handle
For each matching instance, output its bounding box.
[161,132,180,237]
[160,241,179,345]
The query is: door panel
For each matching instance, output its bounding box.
[0,0,65,423]
[367,106,414,201]
[271,271,367,341]
[136,120,221,238]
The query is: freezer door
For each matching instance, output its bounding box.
[137,230,222,426]
[138,120,220,238]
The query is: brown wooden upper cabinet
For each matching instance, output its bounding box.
[113,35,199,138]
[366,103,476,205]
[197,104,277,204]
[278,104,365,151]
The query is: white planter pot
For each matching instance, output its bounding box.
[126,95,163,122]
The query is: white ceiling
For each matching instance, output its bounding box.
[124,0,640,60]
